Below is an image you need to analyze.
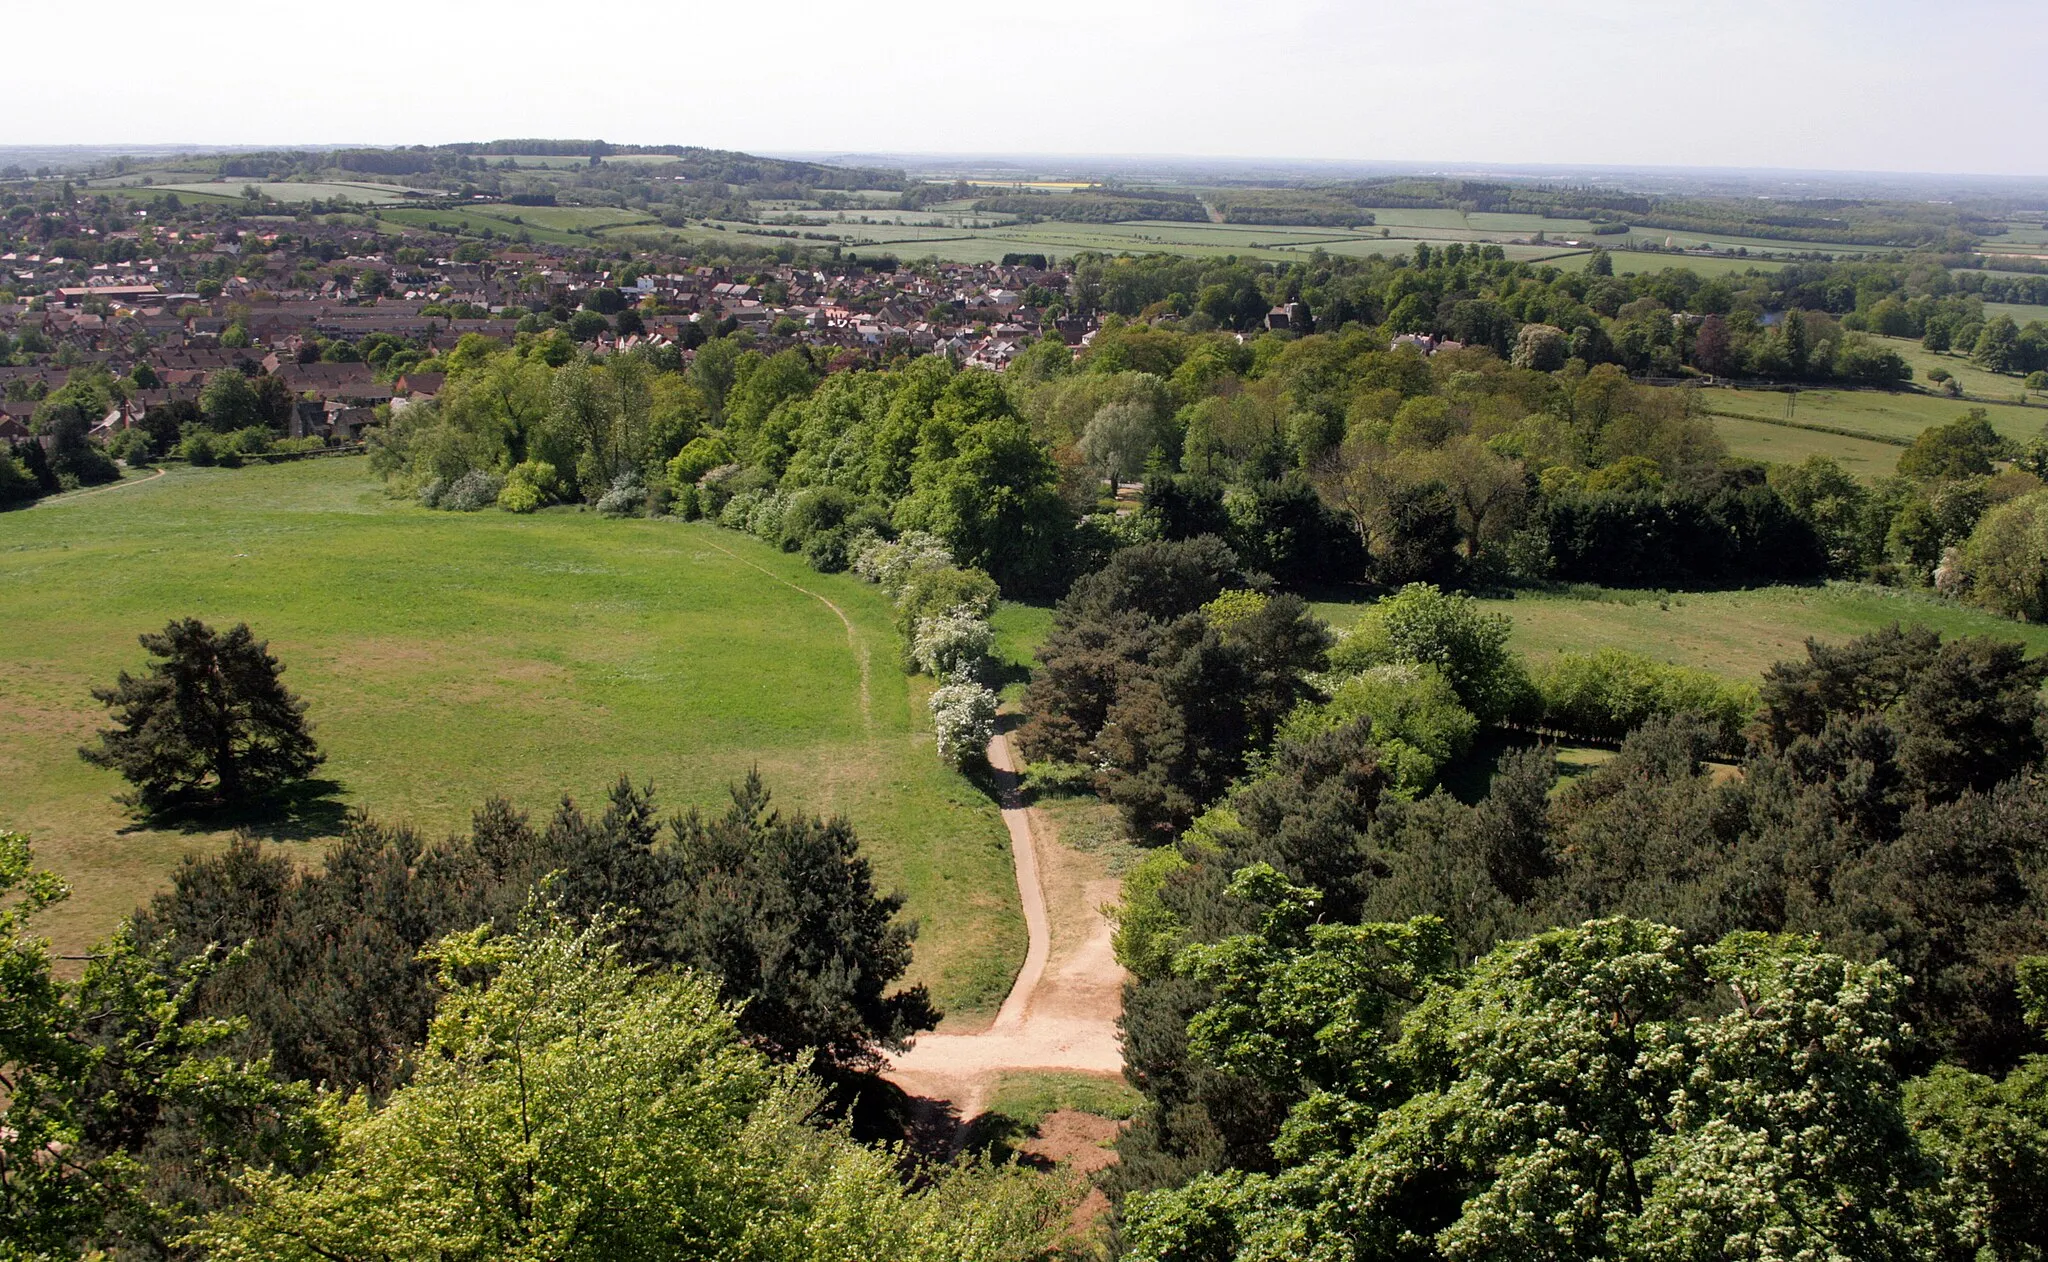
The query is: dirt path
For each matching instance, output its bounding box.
[31,465,166,506]
[886,730,1127,1118]
[695,533,873,729]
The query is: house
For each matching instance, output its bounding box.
[1266,303,1301,331]
[394,372,445,399]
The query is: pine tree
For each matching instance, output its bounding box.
[80,619,322,816]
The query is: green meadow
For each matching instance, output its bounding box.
[0,459,1022,1022]
[1314,583,2048,685]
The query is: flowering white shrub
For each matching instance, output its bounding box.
[851,530,954,594]
[913,606,996,684]
[929,682,998,769]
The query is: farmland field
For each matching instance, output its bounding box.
[1702,382,2045,446]
[1873,334,2047,402]
[1313,583,2048,684]
[0,458,1023,1022]
[373,207,586,246]
[1983,301,2048,326]
[147,181,427,204]
[1702,412,1906,472]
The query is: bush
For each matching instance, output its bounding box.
[911,606,997,683]
[595,472,647,518]
[852,529,954,594]
[219,426,274,459]
[665,435,732,496]
[439,469,505,512]
[801,526,852,573]
[895,563,1000,654]
[1334,583,1529,722]
[930,682,998,768]
[1531,647,1757,750]
[497,460,560,513]
[180,431,219,466]
[1282,662,1477,796]
[780,485,855,549]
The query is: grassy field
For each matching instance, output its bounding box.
[1703,413,1906,473]
[1702,382,2044,447]
[1874,335,2047,403]
[1314,582,2048,684]
[142,181,426,204]
[0,459,1023,1022]
[373,207,586,247]
[1984,301,2048,326]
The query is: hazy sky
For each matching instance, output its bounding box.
[20,0,2047,176]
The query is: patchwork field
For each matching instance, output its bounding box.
[0,458,1022,1021]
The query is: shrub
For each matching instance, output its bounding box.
[801,526,852,573]
[219,426,274,458]
[496,461,559,513]
[912,606,997,683]
[439,469,505,513]
[665,435,732,496]
[852,529,954,593]
[895,564,1000,653]
[180,431,219,466]
[1281,662,1477,796]
[743,491,789,543]
[930,682,998,768]
[595,472,646,518]
[781,485,856,550]
[719,488,765,530]
[1334,583,1530,722]
[1531,647,1758,749]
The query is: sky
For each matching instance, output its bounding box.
[17,0,2048,177]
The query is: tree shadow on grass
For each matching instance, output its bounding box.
[117,777,352,843]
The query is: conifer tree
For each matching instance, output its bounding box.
[81,619,322,816]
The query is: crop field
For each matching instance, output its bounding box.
[1314,583,2048,685]
[491,204,657,231]
[0,459,1023,1022]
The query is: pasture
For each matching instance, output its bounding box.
[1703,412,1905,473]
[1702,381,2044,446]
[0,459,1023,1022]
[1313,582,2048,685]
[148,181,426,204]
[1873,335,2047,402]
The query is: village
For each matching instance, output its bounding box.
[0,205,1107,447]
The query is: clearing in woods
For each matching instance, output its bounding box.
[0,457,1023,1022]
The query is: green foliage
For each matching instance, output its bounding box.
[1959,490,2048,622]
[1125,919,1959,1262]
[1898,409,2015,480]
[137,772,934,1091]
[189,913,1067,1262]
[1334,583,1529,723]
[1531,647,1758,750]
[1283,662,1477,796]
[0,832,322,1258]
[79,618,323,816]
